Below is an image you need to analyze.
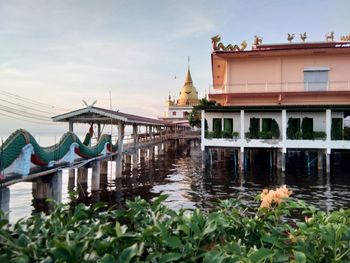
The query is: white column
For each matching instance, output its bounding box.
[240,110,245,140]
[201,110,205,151]
[326,109,331,142]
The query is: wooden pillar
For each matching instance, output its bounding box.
[69,121,74,132]
[97,123,101,139]
[100,161,108,190]
[91,161,100,191]
[0,187,10,220]
[68,169,75,192]
[116,122,125,178]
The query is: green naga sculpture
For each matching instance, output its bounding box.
[0,129,118,177]
[211,35,247,51]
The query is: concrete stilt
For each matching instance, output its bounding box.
[326,152,331,173]
[68,169,75,192]
[281,152,286,172]
[132,151,138,170]
[201,147,206,169]
[77,166,88,195]
[318,150,324,170]
[238,148,244,170]
[0,187,10,220]
[32,170,62,204]
[91,161,100,191]
[100,161,108,190]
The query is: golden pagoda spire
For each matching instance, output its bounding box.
[184,56,193,85]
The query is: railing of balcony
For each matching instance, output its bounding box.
[209,81,350,94]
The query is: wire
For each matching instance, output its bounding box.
[0,111,61,125]
[0,97,56,115]
[0,105,52,121]
[0,89,72,112]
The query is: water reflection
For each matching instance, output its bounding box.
[8,140,350,223]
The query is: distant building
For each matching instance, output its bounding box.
[161,67,199,123]
[201,34,350,172]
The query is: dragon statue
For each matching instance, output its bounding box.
[340,33,350,41]
[0,129,118,173]
[211,35,247,51]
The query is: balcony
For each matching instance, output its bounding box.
[209,81,350,94]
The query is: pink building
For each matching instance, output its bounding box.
[201,35,350,172]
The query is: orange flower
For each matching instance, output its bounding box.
[260,186,292,208]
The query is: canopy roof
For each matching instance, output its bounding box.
[52,106,171,126]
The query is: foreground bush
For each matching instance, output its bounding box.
[0,190,349,262]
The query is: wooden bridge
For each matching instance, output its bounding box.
[0,106,200,219]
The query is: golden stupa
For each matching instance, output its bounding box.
[177,68,199,106]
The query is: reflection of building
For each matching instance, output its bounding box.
[201,34,350,172]
[161,66,199,123]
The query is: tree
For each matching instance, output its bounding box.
[188,98,217,128]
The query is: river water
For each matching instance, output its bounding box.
[8,140,350,223]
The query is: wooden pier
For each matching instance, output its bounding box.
[0,106,200,219]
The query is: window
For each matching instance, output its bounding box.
[331,118,343,140]
[183,112,189,118]
[172,111,176,116]
[304,67,329,91]
[213,118,222,134]
[262,118,272,132]
[224,118,233,133]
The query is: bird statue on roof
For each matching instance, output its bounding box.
[300,32,307,42]
[287,33,294,43]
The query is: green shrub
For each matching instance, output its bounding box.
[259,131,272,139]
[221,130,232,138]
[344,127,350,140]
[232,131,239,138]
[0,195,349,262]
[205,131,213,139]
[295,131,302,139]
[313,131,327,140]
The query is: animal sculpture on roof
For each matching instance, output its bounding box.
[253,35,263,46]
[300,32,307,42]
[325,32,334,42]
[287,33,294,43]
[211,35,247,51]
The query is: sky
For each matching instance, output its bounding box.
[0,0,349,135]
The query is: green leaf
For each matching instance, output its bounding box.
[52,243,72,261]
[165,236,182,249]
[118,243,138,263]
[293,251,306,263]
[203,251,224,263]
[249,248,274,263]
[151,195,168,211]
[16,234,30,247]
[159,252,182,263]
[202,221,217,237]
[98,254,116,263]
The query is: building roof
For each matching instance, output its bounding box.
[52,106,172,126]
[213,41,350,58]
